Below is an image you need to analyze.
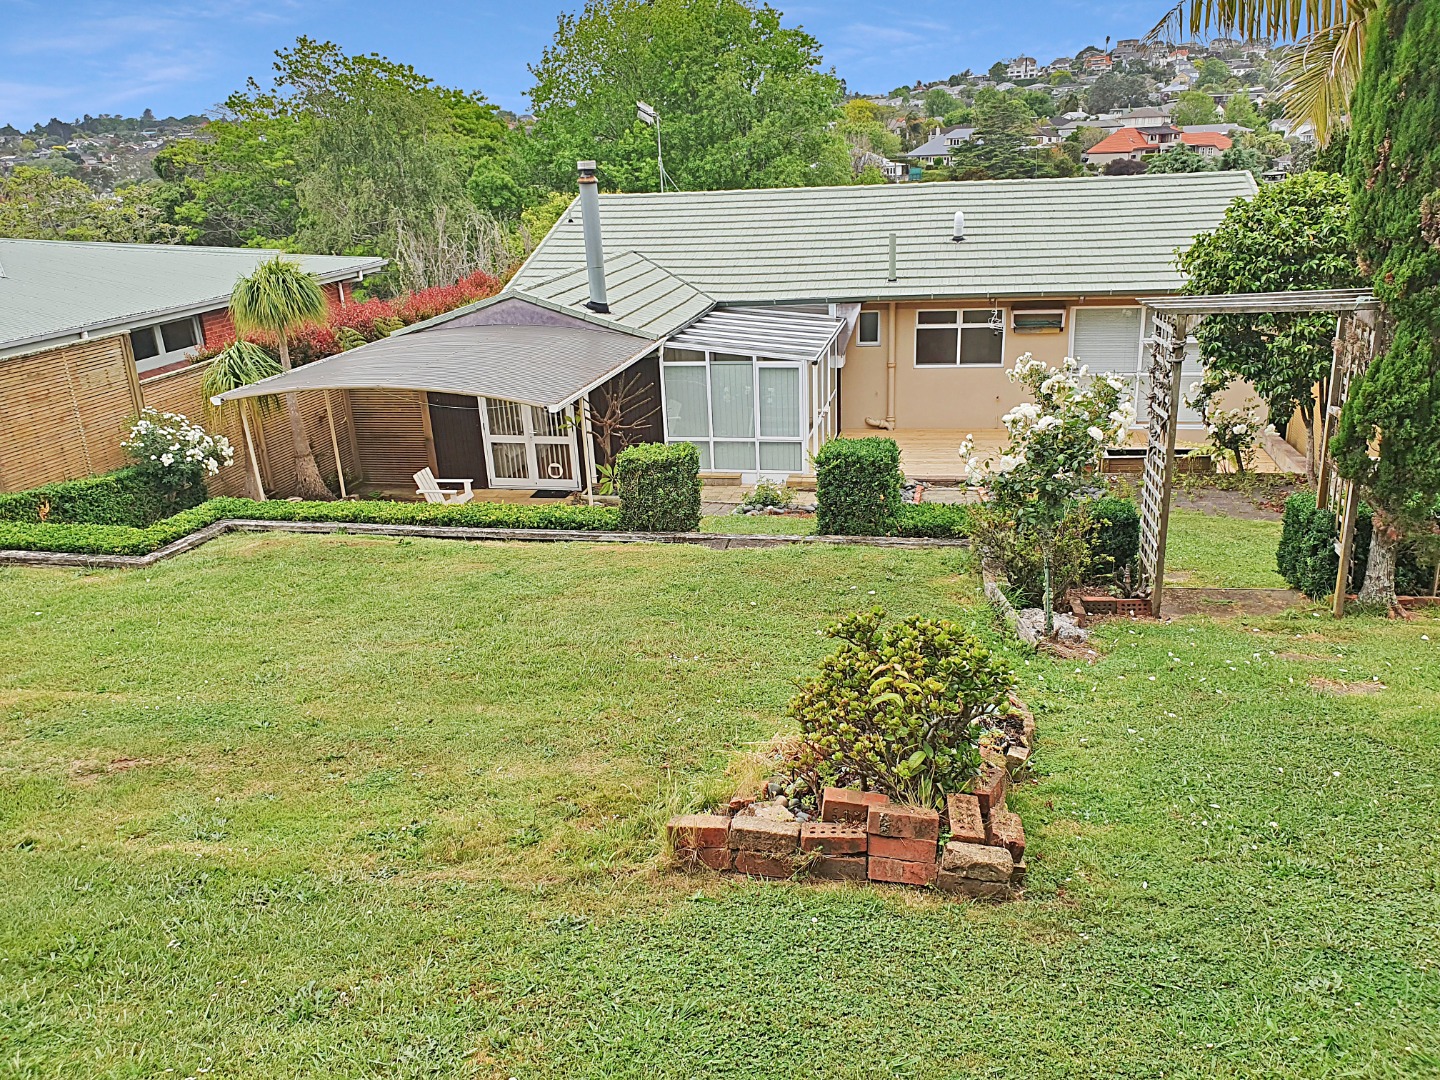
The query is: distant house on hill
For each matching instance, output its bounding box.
[1083,126,1233,167]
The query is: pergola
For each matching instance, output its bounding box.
[1135,289,1381,618]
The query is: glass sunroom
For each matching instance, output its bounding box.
[658,307,850,478]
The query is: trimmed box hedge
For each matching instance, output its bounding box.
[1088,496,1140,586]
[1278,491,1434,600]
[895,503,971,539]
[815,438,904,536]
[0,468,202,528]
[616,442,702,532]
[0,498,623,557]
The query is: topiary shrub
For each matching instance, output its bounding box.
[1088,496,1140,589]
[814,437,903,536]
[1276,491,1435,600]
[788,608,1016,810]
[896,503,970,539]
[0,468,201,528]
[616,442,701,532]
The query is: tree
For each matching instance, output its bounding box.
[1196,57,1232,87]
[1217,144,1266,179]
[1332,0,1440,609]
[229,258,334,500]
[1179,172,1360,478]
[1084,73,1152,114]
[1223,91,1261,128]
[1103,157,1148,174]
[1144,142,1213,172]
[1171,90,1221,126]
[200,340,283,499]
[0,166,179,242]
[1148,0,1378,144]
[987,61,1008,80]
[524,0,850,194]
[923,87,955,117]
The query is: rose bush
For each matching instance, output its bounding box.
[122,408,234,504]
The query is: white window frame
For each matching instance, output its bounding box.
[477,398,581,490]
[856,310,882,347]
[130,315,202,375]
[658,347,810,477]
[913,308,1006,368]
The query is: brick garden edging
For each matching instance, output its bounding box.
[0,519,968,570]
[667,696,1036,900]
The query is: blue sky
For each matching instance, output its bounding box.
[2,0,1164,129]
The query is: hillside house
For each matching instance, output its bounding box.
[1083,126,1233,167]
[217,170,1257,491]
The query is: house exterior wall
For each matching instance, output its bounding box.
[839,298,1152,432]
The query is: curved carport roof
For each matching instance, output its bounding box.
[213,324,655,411]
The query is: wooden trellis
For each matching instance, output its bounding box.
[1136,290,1379,619]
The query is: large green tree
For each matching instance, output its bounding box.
[1179,171,1360,477]
[522,0,851,193]
[1170,90,1221,126]
[1332,0,1440,608]
[0,166,179,242]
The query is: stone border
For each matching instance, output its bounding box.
[0,519,969,570]
[667,696,1036,900]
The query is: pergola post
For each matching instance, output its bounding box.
[1138,312,1189,619]
[1332,482,1361,618]
[240,405,266,501]
[324,390,348,499]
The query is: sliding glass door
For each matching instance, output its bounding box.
[660,347,807,475]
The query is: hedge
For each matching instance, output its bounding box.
[1088,496,1140,586]
[894,503,970,538]
[815,438,904,536]
[0,468,202,528]
[1278,491,1434,600]
[616,442,702,532]
[0,498,623,557]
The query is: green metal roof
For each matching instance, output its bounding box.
[0,239,385,355]
[512,172,1258,305]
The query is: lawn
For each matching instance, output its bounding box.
[1164,507,1290,589]
[1,531,1437,1079]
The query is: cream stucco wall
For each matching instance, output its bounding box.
[840,298,1151,432]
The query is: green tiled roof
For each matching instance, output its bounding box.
[523,251,713,337]
[512,172,1258,304]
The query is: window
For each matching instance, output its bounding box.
[128,316,201,372]
[856,310,881,346]
[661,346,808,476]
[914,309,1004,366]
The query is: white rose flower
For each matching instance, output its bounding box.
[1036,415,1062,431]
[1087,426,1105,442]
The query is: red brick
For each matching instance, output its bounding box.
[973,767,1008,820]
[666,814,731,850]
[1010,858,1028,886]
[868,834,938,862]
[734,850,795,879]
[988,809,1026,860]
[936,871,1012,900]
[806,854,868,882]
[675,846,731,871]
[800,821,867,855]
[946,793,988,845]
[727,816,800,853]
[868,856,938,886]
[820,786,889,824]
[866,803,940,841]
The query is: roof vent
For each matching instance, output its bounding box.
[952,210,966,243]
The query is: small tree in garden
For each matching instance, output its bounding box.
[122,408,234,505]
[964,354,1133,633]
[201,339,283,500]
[229,257,333,500]
[1177,172,1360,478]
[1332,0,1440,611]
[1187,373,1263,473]
[789,609,1016,810]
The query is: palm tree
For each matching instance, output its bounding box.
[229,258,334,500]
[201,339,282,500]
[1147,0,1375,144]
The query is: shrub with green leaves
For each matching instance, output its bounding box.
[1088,496,1139,590]
[789,608,1016,810]
[1277,491,1435,600]
[615,442,701,532]
[814,438,903,536]
[0,468,201,528]
[895,502,970,539]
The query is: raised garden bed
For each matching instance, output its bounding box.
[1102,447,1215,475]
[667,696,1036,900]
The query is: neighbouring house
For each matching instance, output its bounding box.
[1085,54,1114,73]
[0,238,383,493]
[216,169,1257,493]
[901,125,977,166]
[1006,56,1038,79]
[1082,126,1233,167]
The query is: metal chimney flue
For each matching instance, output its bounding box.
[952,210,966,243]
[576,160,609,313]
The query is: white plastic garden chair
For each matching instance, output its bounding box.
[413,468,475,505]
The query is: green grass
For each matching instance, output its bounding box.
[700,512,817,534]
[1164,507,1289,589]
[1,533,1438,1078]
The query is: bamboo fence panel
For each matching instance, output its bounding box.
[348,390,432,489]
[0,335,139,492]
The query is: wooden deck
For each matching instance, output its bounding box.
[841,428,1295,481]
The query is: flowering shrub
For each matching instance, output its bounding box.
[963,353,1133,629]
[122,408,234,502]
[788,608,1016,810]
[1188,373,1263,473]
